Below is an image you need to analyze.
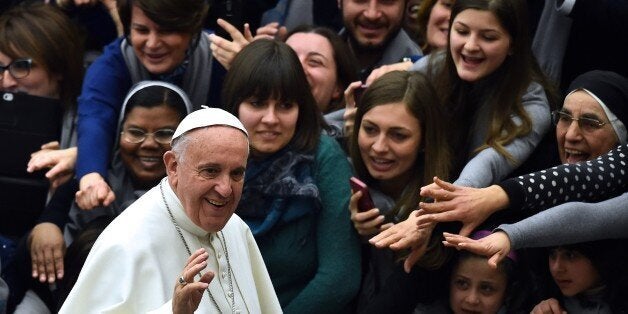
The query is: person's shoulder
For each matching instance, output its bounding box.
[93,37,125,63]
[223,213,251,234]
[84,37,128,79]
[99,187,166,239]
[316,134,347,160]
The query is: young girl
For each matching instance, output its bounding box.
[416,230,528,314]
[533,240,628,314]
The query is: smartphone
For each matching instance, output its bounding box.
[353,84,367,106]
[214,0,242,39]
[350,177,375,212]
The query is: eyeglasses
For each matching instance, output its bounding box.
[551,110,607,133]
[121,127,175,144]
[0,58,32,80]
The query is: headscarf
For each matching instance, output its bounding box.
[567,70,628,145]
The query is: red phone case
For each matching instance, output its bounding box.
[350,177,375,212]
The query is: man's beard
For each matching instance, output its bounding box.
[348,24,402,54]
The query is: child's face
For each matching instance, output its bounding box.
[450,256,508,314]
[549,248,601,297]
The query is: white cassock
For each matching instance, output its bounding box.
[60,178,282,313]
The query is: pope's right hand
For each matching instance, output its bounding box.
[173,248,214,314]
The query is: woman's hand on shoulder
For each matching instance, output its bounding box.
[348,190,386,236]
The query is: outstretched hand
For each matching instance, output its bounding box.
[76,172,115,210]
[27,142,77,188]
[369,210,435,273]
[173,248,214,314]
[442,231,512,268]
[418,177,509,236]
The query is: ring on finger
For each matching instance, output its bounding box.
[178,276,188,287]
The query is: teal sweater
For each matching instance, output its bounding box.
[255,135,361,313]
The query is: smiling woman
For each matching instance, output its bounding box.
[411,0,558,188]
[67,81,191,241]
[347,70,452,311]
[222,39,361,313]
[75,0,216,211]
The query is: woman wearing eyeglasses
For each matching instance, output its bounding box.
[24,81,191,309]
[386,70,628,263]
[0,2,84,187]
[0,4,84,311]
[74,0,218,211]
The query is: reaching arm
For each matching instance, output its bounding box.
[499,143,628,213]
[499,192,628,250]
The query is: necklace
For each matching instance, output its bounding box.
[160,182,236,314]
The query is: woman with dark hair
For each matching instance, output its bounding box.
[285,25,359,114]
[415,0,453,54]
[365,0,558,261]
[347,70,452,311]
[414,0,558,188]
[209,22,359,121]
[415,230,529,314]
[532,240,628,313]
[223,39,361,312]
[74,0,218,212]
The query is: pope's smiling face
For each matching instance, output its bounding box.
[165,126,248,232]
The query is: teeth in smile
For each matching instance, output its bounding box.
[564,149,584,155]
[372,158,392,164]
[208,200,226,206]
[140,157,160,161]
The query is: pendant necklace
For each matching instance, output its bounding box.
[160,182,236,314]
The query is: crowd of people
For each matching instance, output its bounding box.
[1,0,627,313]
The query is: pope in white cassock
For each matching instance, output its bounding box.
[60,108,282,313]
